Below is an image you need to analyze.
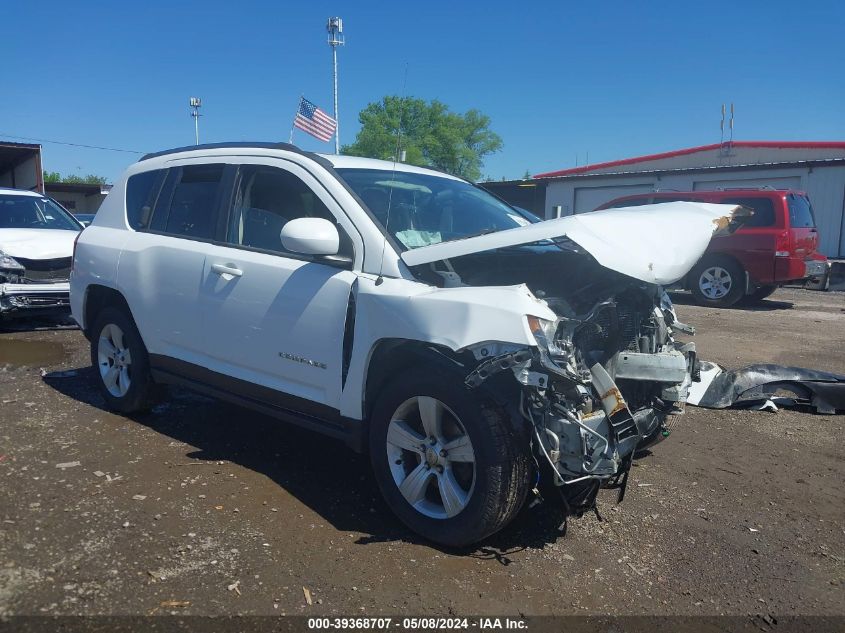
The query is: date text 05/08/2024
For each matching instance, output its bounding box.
[307,617,528,630]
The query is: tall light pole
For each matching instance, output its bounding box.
[326,17,344,154]
[189,97,202,145]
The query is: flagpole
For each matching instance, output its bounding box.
[289,95,303,144]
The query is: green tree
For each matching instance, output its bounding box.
[342,96,503,182]
[42,171,108,185]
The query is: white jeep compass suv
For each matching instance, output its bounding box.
[70,142,741,546]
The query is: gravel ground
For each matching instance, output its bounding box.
[0,288,842,618]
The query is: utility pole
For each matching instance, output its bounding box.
[326,17,344,154]
[189,97,202,145]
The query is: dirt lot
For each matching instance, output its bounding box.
[0,288,843,619]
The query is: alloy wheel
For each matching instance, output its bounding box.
[385,396,476,519]
[698,266,733,300]
[97,323,132,398]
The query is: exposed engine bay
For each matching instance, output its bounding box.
[421,243,699,517]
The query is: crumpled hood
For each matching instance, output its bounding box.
[0,228,79,260]
[401,202,745,285]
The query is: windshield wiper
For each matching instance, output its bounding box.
[461,228,499,239]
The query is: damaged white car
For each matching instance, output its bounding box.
[70,143,744,546]
[1,188,82,319]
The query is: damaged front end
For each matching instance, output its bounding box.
[465,287,697,516]
[397,201,747,518]
[0,253,72,318]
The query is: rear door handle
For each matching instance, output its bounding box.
[211,263,243,277]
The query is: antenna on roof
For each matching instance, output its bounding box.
[374,63,410,287]
[720,103,725,146]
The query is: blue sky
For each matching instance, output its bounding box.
[3,0,844,183]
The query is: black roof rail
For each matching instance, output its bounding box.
[139,141,305,162]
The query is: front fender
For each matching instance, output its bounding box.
[338,277,552,419]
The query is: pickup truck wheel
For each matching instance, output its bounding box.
[370,368,530,547]
[90,306,158,413]
[742,284,778,304]
[689,257,745,307]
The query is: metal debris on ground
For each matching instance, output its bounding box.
[41,369,78,378]
[688,362,845,414]
[55,461,80,470]
[227,580,241,596]
[303,586,313,605]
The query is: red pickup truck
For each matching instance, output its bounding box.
[596,189,828,307]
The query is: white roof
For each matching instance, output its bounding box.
[316,154,462,180]
[129,144,463,183]
[0,187,44,198]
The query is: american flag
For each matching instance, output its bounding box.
[293,97,337,142]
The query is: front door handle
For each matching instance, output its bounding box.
[211,263,243,278]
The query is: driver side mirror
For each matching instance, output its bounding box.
[280,217,340,256]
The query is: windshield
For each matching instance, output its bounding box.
[335,168,530,249]
[0,195,82,231]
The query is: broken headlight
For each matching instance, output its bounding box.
[526,315,558,350]
[0,251,25,284]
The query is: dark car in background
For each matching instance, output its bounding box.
[596,189,828,307]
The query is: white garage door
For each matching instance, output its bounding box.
[573,184,654,213]
[693,176,802,191]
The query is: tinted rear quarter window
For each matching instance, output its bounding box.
[126,169,165,229]
[721,197,776,227]
[787,194,815,228]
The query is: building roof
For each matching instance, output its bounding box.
[0,141,41,173]
[533,141,845,179]
[44,182,112,196]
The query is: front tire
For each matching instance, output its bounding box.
[689,256,745,307]
[90,306,158,413]
[369,367,531,547]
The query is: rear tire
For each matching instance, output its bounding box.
[90,306,158,413]
[689,256,745,307]
[742,284,778,304]
[369,367,531,547]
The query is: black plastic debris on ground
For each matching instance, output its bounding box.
[688,362,845,414]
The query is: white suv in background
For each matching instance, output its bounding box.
[70,142,739,546]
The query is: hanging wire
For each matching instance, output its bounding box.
[0,133,145,154]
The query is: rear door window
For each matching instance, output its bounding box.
[787,194,815,228]
[158,164,226,240]
[721,197,776,227]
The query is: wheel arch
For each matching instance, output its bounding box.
[362,338,471,422]
[361,337,526,436]
[82,284,133,339]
